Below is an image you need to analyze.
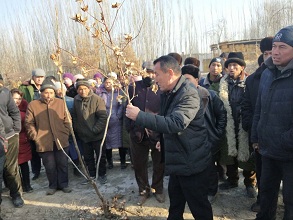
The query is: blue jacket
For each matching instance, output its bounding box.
[251,57,293,161]
[135,76,211,176]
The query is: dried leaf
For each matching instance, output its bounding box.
[81,5,88,12]
[151,84,158,94]
[116,95,124,103]
[96,0,102,2]
[72,56,77,64]
[112,2,120,8]
[124,34,132,41]
[92,29,100,38]
[50,54,57,61]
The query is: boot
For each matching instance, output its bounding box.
[106,149,113,169]
[119,147,127,169]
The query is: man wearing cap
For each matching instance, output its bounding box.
[181,64,227,203]
[72,78,108,184]
[0,74,24,207]
[218,52,257,199]
[241,36,273,212]
[25,78,71,195]
[251,25,293,220]
[125,61,165,205]
[19,68,46,180]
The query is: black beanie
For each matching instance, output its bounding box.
[224,52,246,68]
[40,78,56,92]
[273,25,293,47]
[75,78,91,89]
[181,64,200,79]
[208,57,223,68]
[260,37,273,53]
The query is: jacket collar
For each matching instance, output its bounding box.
[265,56,293,74]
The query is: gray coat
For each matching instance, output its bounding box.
[135,76,211,176]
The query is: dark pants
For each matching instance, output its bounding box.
[167,167,213,220]
[256,156,293,220]
[39,145,69,189]
[226,159,256,187]
[4,135,22,198]
[106,147,127,164]
[30,140,41,175]
[130,139,164,194]
[19,162,31,190]
[0,153,5,204]
[208,157,219,196]
[82,140,106,177]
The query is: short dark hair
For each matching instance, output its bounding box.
[10,88,23,97]
[181,64,200,79]
[153,55,181,75]
[184,57,200,67]
[167,52,182,65]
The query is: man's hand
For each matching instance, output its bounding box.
[126,104,140,121]
[252,143,259,151]
[155,141,161,152]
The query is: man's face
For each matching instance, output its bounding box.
[104,78,113,91]
[209,62,222,76]
[33,76,45,86]
[183,74,198,87]
[272,42,293,67]
[77,85,90,97]
[154,62,171,92]
[227,63,244,80]
[263,50,272,61]
[41,88,55,102]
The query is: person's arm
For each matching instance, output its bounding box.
[92,98,108,134]
[25,103,37,141]
[7,92,21,133]
[212,92,227,136]
[241,77,253,132]
[0,117,8,153]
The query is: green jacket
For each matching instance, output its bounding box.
[19,80,39,103]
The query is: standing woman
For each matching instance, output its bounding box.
[10,89,33,193]
[97,74,127,169]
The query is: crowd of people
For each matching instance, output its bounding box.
[0,25,293,220]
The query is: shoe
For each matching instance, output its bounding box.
[219,181,238,190]
[81,176,95,185]
[246,186,257,198]
[32,173,40,180]
[154,193,165,203]
[62,187,72,193]
[137,191,150,206]
[98,175,107,184]
[121,162,127,169]
[12,196,24,208]
[46,188,57,195]
[250,202,261,212]
[23,186,33,193]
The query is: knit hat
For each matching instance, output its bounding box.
[260,37,273,53]
[273,25,293,47]
[0,74,3,85]
[208,57,223,68]
[54,82,67,91]
[75,78,90,89]
[224,52,246,68]
[107,72,118,80]
[142,61,154,72]
[219,52,229,59]
[62,72,74,81]
[181,64,200,79]
[73,74,85,83]
[40,78,56,92]
[32,68,46,77]
[93,72,103,79]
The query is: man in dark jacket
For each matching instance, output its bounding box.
[181,64,227,203]
[72,79,108,184]
[241,36,273,212]
[126,62,165,206]
[251,25,293,220]
[126,56,213,220]
[0,74,24,208]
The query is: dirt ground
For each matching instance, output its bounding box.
[1,151,284,220]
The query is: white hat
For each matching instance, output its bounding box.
[107,72,117,80]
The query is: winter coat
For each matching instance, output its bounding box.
[200,73,223,93]
[25,97,70,152]
[18,99,32,164]
[0,86,21,139]
[66,84,77,98]
[251,57,293,161]
[72,90,107,143]
[135,75,211,176]
[19,79,41,103]
[125,80,161,144]
[0,117,6,157]
[98,86,123,149]
[241,64,267,132]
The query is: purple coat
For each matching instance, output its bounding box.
[98,86,123,149]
